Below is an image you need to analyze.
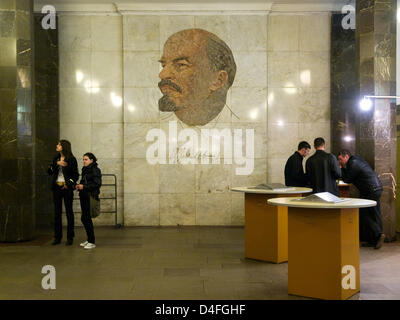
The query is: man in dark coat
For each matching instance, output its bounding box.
[338,150,385,249]
[305,137,341,196]
[284,141,311,187]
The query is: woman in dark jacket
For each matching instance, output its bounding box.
[47,140,79,245]
[76,153,102,250]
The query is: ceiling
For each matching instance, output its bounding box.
[34,0,348,4]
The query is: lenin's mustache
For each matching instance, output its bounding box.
[158,80,182,94]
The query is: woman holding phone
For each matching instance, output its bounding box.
[47,140,79,245]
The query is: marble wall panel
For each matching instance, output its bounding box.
[230,87,267,123]
[91,52,122,88]
[268,15,299,52]
[124,194,160,226]
[299,14,330,52]
[124,158,159,194]
[233,52,267,88]
[299,51,330,88]
[124,88,161,123]
[268,52,299,88]
[92,123,123,159]
[59,51,91,89]
[159,193,196,225]
[123,15,160,51]
[59,88,91,123]
[58,12,331,226]
[91,16,122,52]
[124,51,160,88]
[91,88,123,123]
[195,193,231,225]
[230,15,267,51]
[195,163,231,193]
[230,192,244,225]
[58,15,91,52]
[159,164,196,194]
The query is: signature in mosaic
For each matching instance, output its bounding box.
[158,28,236,126]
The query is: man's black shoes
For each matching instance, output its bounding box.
[66,239,73,246]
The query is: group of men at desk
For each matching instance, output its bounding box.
[284,137,385,250]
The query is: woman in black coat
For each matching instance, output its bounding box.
[75,152,102,250]
[47,140,79,245]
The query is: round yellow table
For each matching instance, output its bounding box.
[231,187,312,263]
[268,197,377,300]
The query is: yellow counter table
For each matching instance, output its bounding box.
[231,187,312,263]
[267,197,377,300]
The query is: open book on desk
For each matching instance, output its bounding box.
[249,183,296,192]
[291,192,349,203]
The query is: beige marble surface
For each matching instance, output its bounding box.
[231,187,312,194]
[58,12,331,226]
[268,197,377,209]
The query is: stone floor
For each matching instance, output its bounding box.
[0,226,399,300]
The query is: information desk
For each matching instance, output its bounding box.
[267,197,377,300]
[338,181,351,198]
[231,187,312,263]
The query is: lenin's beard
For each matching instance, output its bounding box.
[158,94,180,112]
[158,80,182,112]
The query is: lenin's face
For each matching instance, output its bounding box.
[158,30,227,125]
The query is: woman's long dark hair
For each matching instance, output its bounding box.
[84,152,97,163]
[59,140,74,159]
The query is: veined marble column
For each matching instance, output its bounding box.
[356,0,397,241]
[33,13,59,228]
[331,13,358,155]
[0,0,35,241]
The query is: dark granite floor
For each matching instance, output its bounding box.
[0,226,399,300]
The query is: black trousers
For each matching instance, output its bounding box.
[359,190,383,243]
[53,186,75,240]
[79,192,95,244]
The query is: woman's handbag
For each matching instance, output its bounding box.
[84,175,101,218]
[89,194,101,218]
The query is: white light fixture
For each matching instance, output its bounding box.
[360,95,400,111]
[344,135,353,142]
[359,97,372,111]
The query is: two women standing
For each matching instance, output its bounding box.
[48,141,101,249]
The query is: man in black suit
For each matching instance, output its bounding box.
[284,141,311,187]
[305,137,341,196]
[338,149,385,249]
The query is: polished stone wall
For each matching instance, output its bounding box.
[58,14,124,226]
[268,14,331,183]
[34,13,59,228]
[0,0,35,241]
[356,0,397,241]
[58,12,331,226]
[330,13,357,155]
